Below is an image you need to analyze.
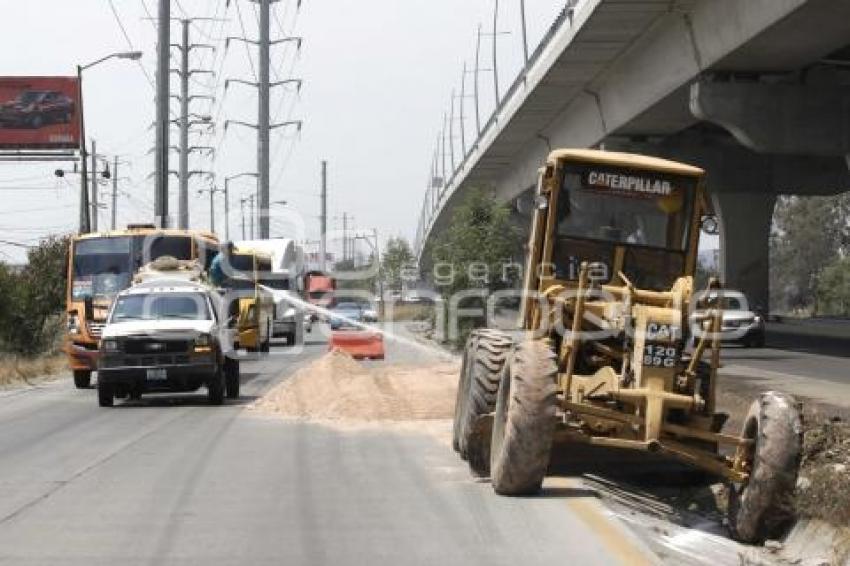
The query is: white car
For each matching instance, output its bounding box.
[691,290,766,348]
[97,279,240,407]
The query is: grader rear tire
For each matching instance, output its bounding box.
[728,391,803,544]
[452,330,512,470]
[490,340,557,495]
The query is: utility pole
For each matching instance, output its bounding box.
[240,197,247,240]
[172,19,215,230]
[258,0,271,240]
[520,0,529,65]
[179,19,189,229]
[342,212,348,263]
[441,115,447,182]
[459,63,467,156]
[154,0,171,228]
[90,139,98,232]
[197,186,222,233]
[226,5,303,241]
[474,25,483,136]
[493,0,500,106]
[111,156,119,230]
[449,90,456,171]
[243,194,256,238]
[225,172,259,243]
[320,160,327,272]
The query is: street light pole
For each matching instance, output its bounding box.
[111,156,119,230]
[225,172,258,243]
[75,50,142,233]
[76,65,90,234]
[90,139,98,232]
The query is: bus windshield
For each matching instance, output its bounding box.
[556,166,695,252]
[72,237,133,300]
[71,234,198,300]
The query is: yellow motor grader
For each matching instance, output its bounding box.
[452,149,802,544]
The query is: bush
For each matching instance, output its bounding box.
[816,258,850,317]
[0,236,70,355]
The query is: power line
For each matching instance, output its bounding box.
[107,0,155,88]
[234,0,258,82]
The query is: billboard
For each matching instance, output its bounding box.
[0,76,80,149]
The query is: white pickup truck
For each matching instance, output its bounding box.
[96,278,240,407]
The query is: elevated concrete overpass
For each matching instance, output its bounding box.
[415,0,850,308]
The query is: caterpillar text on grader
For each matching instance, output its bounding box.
[452,149,803,544]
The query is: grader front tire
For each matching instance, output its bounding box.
[490,340,558,495]
[452,329,513,477]
[728,391,803,544]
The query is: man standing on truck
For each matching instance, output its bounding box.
[209,242,234,287]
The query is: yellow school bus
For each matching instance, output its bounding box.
[65,225,219,388]
[225,246,274,353]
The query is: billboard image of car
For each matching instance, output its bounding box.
[0,77,80,149]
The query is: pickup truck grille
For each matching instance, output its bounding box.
[123,339,191,354]
[124,354,191,366]
[88,322,105,338]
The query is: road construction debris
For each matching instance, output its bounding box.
[252,351,459,422]
[796,417,850,527]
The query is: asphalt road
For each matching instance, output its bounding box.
[0,329,656,566]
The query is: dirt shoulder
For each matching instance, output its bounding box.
[0,354,68,389]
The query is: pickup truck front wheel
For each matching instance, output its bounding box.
[225,359,240,399]
[208,369,225,405]
[98,382,114,407]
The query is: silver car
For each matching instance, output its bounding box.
[692,290,765,348]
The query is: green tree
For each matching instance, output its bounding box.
[381,237,414,292]
[430,188,520,346]
[817,258,850,316]
[0,236,70,354]
[770,195,848,313]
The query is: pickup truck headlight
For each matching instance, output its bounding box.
[194,334,212,353]
[101,339,119,352]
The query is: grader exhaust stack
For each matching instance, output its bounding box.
[452,149,802,545]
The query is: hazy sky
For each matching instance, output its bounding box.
[0,0,567,262]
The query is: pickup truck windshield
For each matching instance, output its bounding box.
[110,293,211,322]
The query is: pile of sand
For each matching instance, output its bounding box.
[251,351,460,422]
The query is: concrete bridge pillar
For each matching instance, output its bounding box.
[711,191,776,313]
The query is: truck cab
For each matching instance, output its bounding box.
[97,278,239,407]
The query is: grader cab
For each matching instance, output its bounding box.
[452,149,802,544]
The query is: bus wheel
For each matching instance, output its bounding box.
[73,370,91,389]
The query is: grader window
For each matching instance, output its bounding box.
[555,168,694,252]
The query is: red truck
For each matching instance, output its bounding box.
[303,271,335,315]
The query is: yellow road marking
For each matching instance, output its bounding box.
[547,477,656,566]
